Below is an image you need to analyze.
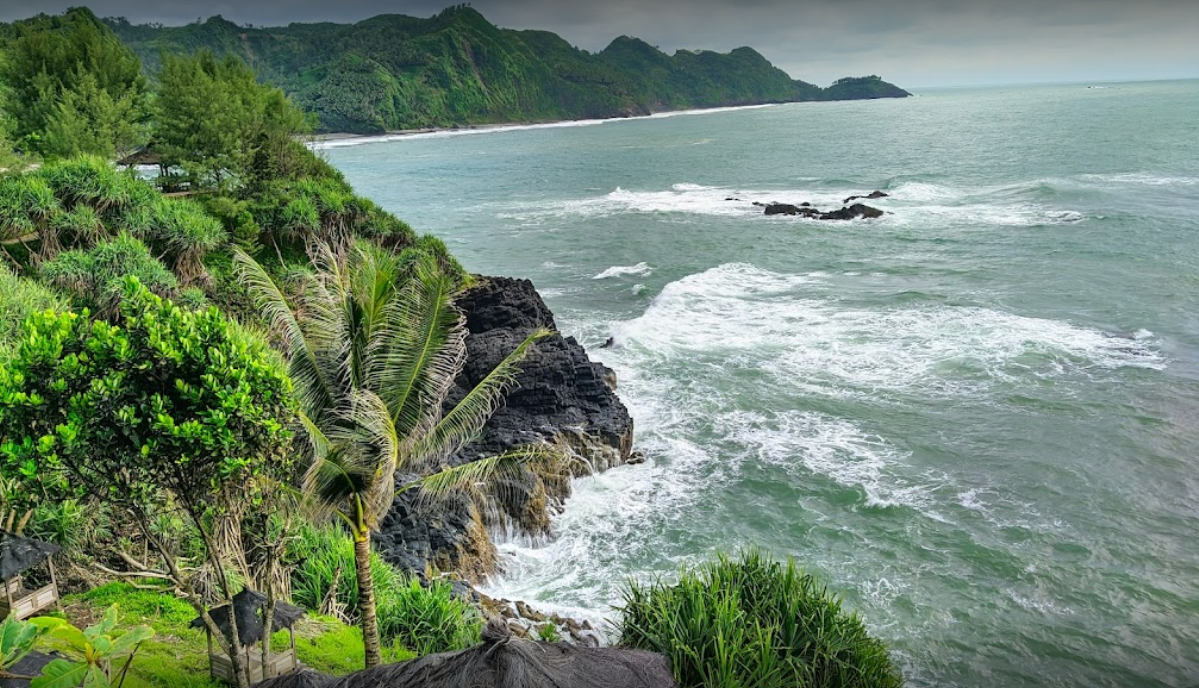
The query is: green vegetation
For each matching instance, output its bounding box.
[235,239,546,666]
[103,6,909,134]
[155,50,310,189]
[619,549,903,688]
[54,583,406,687]
[0,8,904,687]
[290,525,481,658]
[0,264,64,357]
[0,279,297,687]
[30,605,154,688]
[0,7,149,158]
[1,615,45,675]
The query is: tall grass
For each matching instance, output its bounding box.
[288,525,481,656]
[619,549,903,688]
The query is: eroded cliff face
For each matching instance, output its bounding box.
[374,276,634,580]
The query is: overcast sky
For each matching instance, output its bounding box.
[2,0,1196,88]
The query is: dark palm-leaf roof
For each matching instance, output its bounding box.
[246,618,678,688]
[251,669,337,688]
[190,589,306,647]
[0,531,59,581]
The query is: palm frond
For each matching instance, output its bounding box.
[400,443,558,502]
[373,254,465,440]
[301,241,355,401]
[233,247,337,424]
[341,388,400,528]
[296,409,332,461]
[406,327,551,472]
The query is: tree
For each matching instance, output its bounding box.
[0,8,148,158]
[0,278,295,688]
[40,72,149,160]
[236,240,549,668]
[155,50,308,189]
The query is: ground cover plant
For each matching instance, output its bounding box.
[619,549,903,688]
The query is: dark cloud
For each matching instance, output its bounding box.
[2,0,1196,87]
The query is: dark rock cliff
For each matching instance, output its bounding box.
[374,276,634,580]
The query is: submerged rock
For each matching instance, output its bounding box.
[819,203,885,220]
[375,276,635,581]
[843,190,889,203]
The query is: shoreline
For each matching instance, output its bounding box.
[308,102,785,149]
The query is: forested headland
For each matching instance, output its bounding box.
[103,5,910,134]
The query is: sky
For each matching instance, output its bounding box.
[2,0,1197,88]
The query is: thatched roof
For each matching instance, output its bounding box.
[251,618,678,688]
[116,146,162,167]
[251,669,338,688]
[0,651,58,688]
[191,589,306,647]
[0,531,59,581]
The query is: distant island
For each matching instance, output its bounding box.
[105,5,911,134]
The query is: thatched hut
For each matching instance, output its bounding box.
[0,531,60,620]
[191,589,307,684]
[249,618,678,688]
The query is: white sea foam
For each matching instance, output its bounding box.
[611,263,1163,399]
[1078,173,1199,187]
[497,179,1085,226]
[311,103,778,150]
[724,410,936,511]
[592,262,652,279]
[313,119,610,149]
[479,435,715,614]
[481,261,1152,620]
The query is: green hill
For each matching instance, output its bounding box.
[104,6,910,134]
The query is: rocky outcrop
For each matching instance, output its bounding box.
[374,276,635,581]
[763,203,820,217]
[819,203,884,220]
[843,190,888,204]
[757,193,887,221]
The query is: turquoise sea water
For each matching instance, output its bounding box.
[323,80,1199,687]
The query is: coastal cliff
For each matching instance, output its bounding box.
[374,276,634,580]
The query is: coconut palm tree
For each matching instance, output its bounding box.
[235,240,549,668]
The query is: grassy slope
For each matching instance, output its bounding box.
[47,583,410,687]
[104,7,909,134]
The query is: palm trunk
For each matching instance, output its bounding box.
[354,531,383,668]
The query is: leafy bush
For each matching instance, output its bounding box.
[289,525,481,656]
[0,265,65,357]
[38,234,178,316]
[619,549,903,688]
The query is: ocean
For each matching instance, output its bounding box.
[322,80,1199,687]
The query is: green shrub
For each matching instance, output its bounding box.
[288,525,481,656]
[619,549,902,688]
[0,265,66,357]
[39,233,178,315]
[377,576,481,656]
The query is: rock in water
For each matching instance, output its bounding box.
[843,190,889,203]
[764,203,820,217]
[375,276,635,580]
[819,203,885,220]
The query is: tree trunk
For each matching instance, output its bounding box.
[354,532,382,669]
